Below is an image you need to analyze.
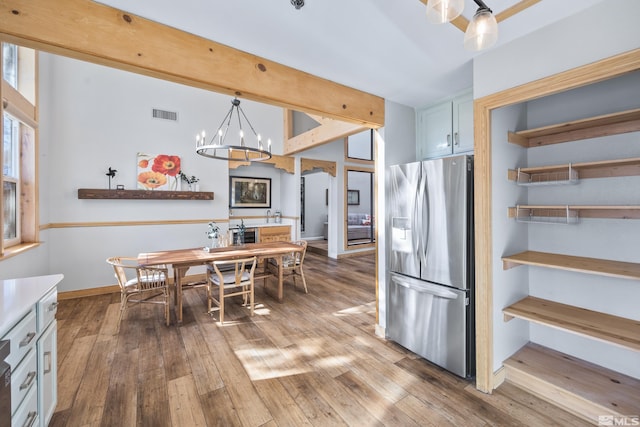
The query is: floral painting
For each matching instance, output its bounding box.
[137,153,181,190]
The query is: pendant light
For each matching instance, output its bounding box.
[425,0,465,24]
[464,4,498,51]
[195,98,272,162]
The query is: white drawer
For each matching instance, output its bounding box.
[2,309,37,370]
[12,383,39,427]
[37,288,58,332]
[10,349,37,415]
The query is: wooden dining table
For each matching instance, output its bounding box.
[138,241,303,324]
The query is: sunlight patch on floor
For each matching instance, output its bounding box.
[333,301,376,316]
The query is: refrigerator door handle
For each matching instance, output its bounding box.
[416,166,429,269]
[391,274,458,300]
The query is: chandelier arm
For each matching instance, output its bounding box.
[472,0,492,13]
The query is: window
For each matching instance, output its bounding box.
[1,42,38,255]
[2,113,20,244]
[2,43,17,89]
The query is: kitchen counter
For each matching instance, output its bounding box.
[0,274,63,336]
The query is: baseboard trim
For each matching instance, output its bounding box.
[58,273,207,300]
[59,285,119,300]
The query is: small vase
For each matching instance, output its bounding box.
[210,237,219,249]
[237,232,245,245]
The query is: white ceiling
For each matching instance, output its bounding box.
[95,0,606,108]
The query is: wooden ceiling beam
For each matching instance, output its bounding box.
[0,0,384,128]
[284,114,369,155]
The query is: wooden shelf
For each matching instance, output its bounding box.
[508,156,640,185]
[503,343,640,424]
[78,188,214,200]
[508,205,640,221]
[508,108,640,148]
[502,250,640,280]
[503,296,640,351]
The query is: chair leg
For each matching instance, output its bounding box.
[249,281,254,317]
[299,266,308,293]
[219,284,225,324]
[164,289,170,326]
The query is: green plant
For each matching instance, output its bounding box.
[206,222,220,239]
[179,171,199,184]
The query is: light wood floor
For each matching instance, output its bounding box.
[51,253,585,426]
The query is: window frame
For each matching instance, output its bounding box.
[1,42,38,257]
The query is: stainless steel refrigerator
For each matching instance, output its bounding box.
[386,154,474,378]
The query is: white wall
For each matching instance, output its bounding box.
[378,99,416,333]
[1,53,285,292]
[301,173,329,239]
[474,0,640,377]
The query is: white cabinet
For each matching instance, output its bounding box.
[416,90,473,160]
[0,275,61,427]
[37,321,57,427]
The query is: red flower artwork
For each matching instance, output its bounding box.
[137,152,181,190]
[152,155,181,177]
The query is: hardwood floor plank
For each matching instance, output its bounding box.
[167,375,208,427]
[277,373,349,426]
[253,378,313,426]
[137,367,171,427]
[53,252,586,426]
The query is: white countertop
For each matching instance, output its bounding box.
[0,274,64,337]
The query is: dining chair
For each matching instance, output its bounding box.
[267,240,308,293]
[206,256,257,324]
[106,257,171,331]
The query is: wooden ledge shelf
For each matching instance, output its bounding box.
[503,296,640,351]
[503,343,640,424]
[508,156,640,184]
[78,188,214,200]
[508,205,640,221]
[508,108,640,148]
[502,250,640,280]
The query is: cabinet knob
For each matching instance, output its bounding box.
[447,134,452,146]
[454,132,460,146]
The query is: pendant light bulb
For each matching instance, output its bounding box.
[426,0,465,24]
[464,7,498,51]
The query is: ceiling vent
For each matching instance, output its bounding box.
[152,108,178,121]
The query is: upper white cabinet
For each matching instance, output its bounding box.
[416,90,473,160]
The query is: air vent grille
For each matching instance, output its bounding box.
[152,108,178,121]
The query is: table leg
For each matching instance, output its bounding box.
[277,255,284,302]
[174,266,188,324]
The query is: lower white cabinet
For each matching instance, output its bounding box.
[0,275,61,427]
[37,321,57,427]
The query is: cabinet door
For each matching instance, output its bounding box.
[37,321,57,427]
[417,102,453,160]
[453,92,474,154]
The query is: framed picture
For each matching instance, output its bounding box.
[229,176,271,208]
[347,189,360,205]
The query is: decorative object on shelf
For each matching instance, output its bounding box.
[116,185,125,190]
[206,221,221,248]
[106,167,117,189]
[179,171,200,191]
[347,189,360,205]
[274,210,282,224]
[195,98,272,162]
[229,176,271,208]
[137,152,181,190]
[424,0,498,51]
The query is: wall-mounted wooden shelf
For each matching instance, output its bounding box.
[502,250,640,281]
[503,296,640,352]
[507,108,640,148]
[78,188,214,200]
[508,205,640,221]
[508,156,640,185]
[503,343,640,424]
